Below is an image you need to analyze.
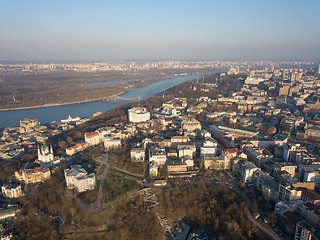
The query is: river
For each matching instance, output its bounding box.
[0,74,202,129]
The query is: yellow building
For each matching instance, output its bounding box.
[15,167,51,184]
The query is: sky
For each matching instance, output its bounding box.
[0,0,320,61]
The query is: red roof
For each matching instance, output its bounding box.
[224,148,243,155]
[305,202,320,216]
[18,167,50,174]
[67,142,88,150]
[85,131,99,138]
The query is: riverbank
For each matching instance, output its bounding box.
[0,73,202,129]
[0,76,174,111]
[0,90,128,111]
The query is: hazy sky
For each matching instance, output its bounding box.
[1,0,320,61]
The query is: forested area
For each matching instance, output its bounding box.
[12,170,267,239]
[165,74,243,99]
[157,182,268,240]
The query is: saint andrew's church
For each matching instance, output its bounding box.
[36,144,63,167]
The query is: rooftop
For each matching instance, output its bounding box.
[65,165,87,177]
[305,202,320,215]
[213,123,259,134]
[224,148,243,154]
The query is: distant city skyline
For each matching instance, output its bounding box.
[1,0,320,61]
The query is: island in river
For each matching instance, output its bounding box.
[0,70,174,110]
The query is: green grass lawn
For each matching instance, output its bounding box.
[110,167,143,181]
[102,173,140,203]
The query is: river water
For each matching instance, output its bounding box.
[0,74,200,129]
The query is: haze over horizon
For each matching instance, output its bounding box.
[1,0,320,61]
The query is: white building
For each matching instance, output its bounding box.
[64,165,96,192]
[304,171,320,187]
[130,147,145,162]
[278,185,301,202]
[294,221,320,240]
[61,115,80,123]
[171,136,190,147]
[181,156,194,168]
[85,131,101,146]
[96,126,116,140]
[161,107,179,116]
[245,76,266,85]
[283,144,306,162]
[177,145,196,159]
[37,144,53,163]
[200,138,218,157]
[1,183,23,198]
[149,146,167,166]
[103,136,121,150]
[128,107,150,123]
[222,148,246,170]
[181,118,201,132]
[36,144,62,167]
[241,162,258,183]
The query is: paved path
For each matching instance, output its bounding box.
[112,166,144,178]
[96,155,111,204]
[111,166,144,183]
[75,154,144,214]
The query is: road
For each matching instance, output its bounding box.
[226,172,280,240]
